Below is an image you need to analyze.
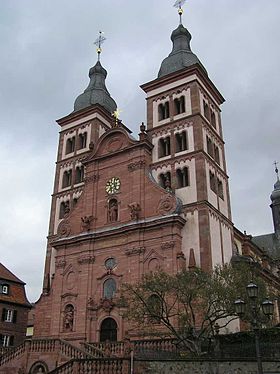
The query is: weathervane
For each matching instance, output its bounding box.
[173,0,186,24]
[112,108,122,127]
[274,161,279,180]
[94,31,106,61]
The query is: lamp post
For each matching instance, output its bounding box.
[234,282,274,374]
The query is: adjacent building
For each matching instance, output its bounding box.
[0,263,31,348]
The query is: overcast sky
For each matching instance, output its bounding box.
[0,0,279,302]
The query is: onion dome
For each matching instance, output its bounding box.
[74,60,117,114]
[158,24,207,78]
[271,178,280,202]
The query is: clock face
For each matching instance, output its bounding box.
[105,177,121,194]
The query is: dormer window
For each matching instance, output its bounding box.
[1,284,9,295]
[175,132,188,153]
[174,96,185,115]
[78,133,87,150]
[158,137,171,158]
[62,170,72,188]
[158,102,170,121]
[66,137,75,154]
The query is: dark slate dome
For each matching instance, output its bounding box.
[74,61,117,114]
[158,24,207,78]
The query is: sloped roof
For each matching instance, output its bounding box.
[0,263,25,284]
[252,233,280,259]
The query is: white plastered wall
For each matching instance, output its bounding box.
[181,210,200,267]
[62,130,76,160]
[221,222,233,263]
[175,158,197,204]
[206,162,218,209]
[209,213,223,266]
[54,193,71,234]
[199,90,221,137]
[202,127,224,171]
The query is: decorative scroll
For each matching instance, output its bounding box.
[57,220,71,238]
[157,195,177,216]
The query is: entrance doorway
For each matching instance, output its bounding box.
[100,318,117,342]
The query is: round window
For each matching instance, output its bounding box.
[105,258,117,270]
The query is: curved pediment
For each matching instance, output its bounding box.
[85,127,138,162]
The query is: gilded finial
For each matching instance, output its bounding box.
[274,161,279,180]
[112,108,122,127]
[94,31,106,61]
[173,0,186,24]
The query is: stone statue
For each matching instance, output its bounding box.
[109,200,118,222]
[64,305,74,331]
[128,203,141,220]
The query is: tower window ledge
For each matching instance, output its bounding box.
[158,155,172,161]
[74,182,84,188]
[175,186,190,191]
[173,112,188,121]
[155,118,170,126]
[62,152,75,160]
[60,186,72,192]
[76,148,88,155]
[175,149,191,156]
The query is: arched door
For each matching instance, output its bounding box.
[100,318,117,342]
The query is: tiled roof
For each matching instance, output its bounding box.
[0,283,31,307]
[0,263,24,284]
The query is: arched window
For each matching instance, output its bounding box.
[176,167,189,188]
[108,199,118,222]
[103,278,117,299]
[214,145,220,165]
[62,170,72,188]
[100,318,117,342]
[63,304,74,332]
[75,166,84,184]
[209,171,216,193]
[217,179,224,200]
[66,137,75,154]
[29,361,48,374]
[174,96,185,115]
[158,137,171,158]
[211,111,216,128]
[158,102,170,121]
[203,101,210,121]
[59,201,70,219]
[175,131,188,152]
[206,136,214,158]
[78,133,87,150]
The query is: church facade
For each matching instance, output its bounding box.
[1,8,280,374]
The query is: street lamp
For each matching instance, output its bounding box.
[234,282,274,374]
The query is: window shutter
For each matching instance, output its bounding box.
[2,308,6,321]
[12,310,17,323]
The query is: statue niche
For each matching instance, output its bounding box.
[108,198,118,223]
[63,304,74,332]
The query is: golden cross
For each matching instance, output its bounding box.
[112,108,122,127]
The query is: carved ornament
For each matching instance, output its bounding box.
[128,160,146,172]
[107,136,123,153]
[128,203,141,220]
[56,259,66,269]
[125,246,146,256]
[81,216,95,232]
[78,254,95,265]
[161,241,175,250]
[84,174,99,184]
